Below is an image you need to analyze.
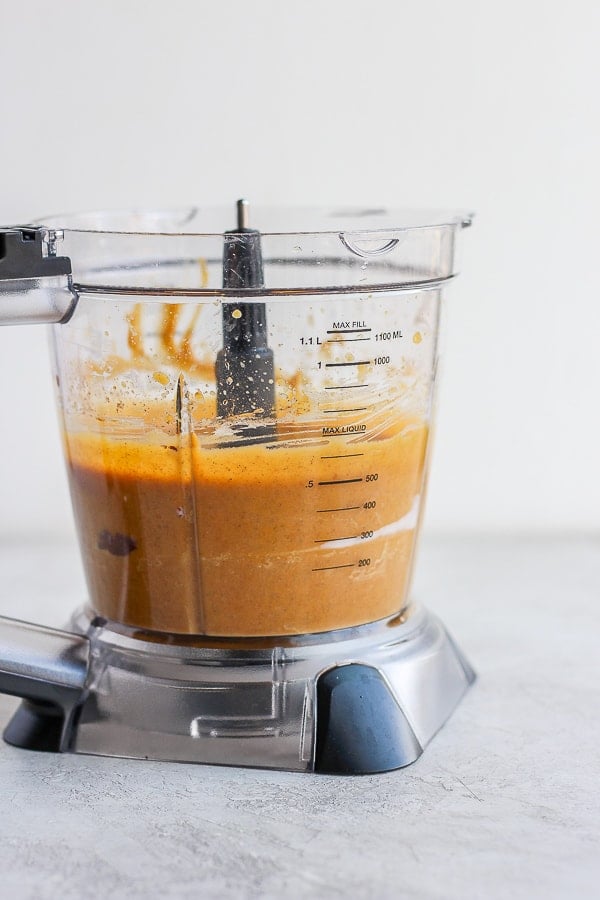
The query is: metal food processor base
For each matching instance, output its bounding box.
[3,608,475,775]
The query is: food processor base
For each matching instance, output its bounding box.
[4,608,474,774]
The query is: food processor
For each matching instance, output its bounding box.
[0,203,475,774]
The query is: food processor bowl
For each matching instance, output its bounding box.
[0,206,475,773]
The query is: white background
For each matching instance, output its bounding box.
[1,0,598,538]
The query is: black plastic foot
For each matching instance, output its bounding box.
[4,700,65,752]
[314,664,423,774]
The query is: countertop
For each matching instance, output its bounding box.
[0,535,598,900]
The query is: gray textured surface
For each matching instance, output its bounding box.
[0,535,599,900]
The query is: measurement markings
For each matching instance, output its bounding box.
[314,536,357,543]
[322,407,368,414]
[312,564,355,572]
[320,453,364,459]
[318,477,363,486]
[325,361,371,367]
[317,506,361,513]
[324,384,368,390]
[326,337,372,343]
[326,328,372,334]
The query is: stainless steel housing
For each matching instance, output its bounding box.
[2,609,474,773]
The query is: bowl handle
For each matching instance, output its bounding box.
[0,615,89,751]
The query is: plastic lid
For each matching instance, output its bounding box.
[36,206,473,297]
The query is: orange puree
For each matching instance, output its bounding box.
[63,417,428,636]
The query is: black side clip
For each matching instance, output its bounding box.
[0,227,71,280]
[0,226,78,325]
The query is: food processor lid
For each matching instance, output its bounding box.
[36,206,473,236]
[31,206,473,297]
